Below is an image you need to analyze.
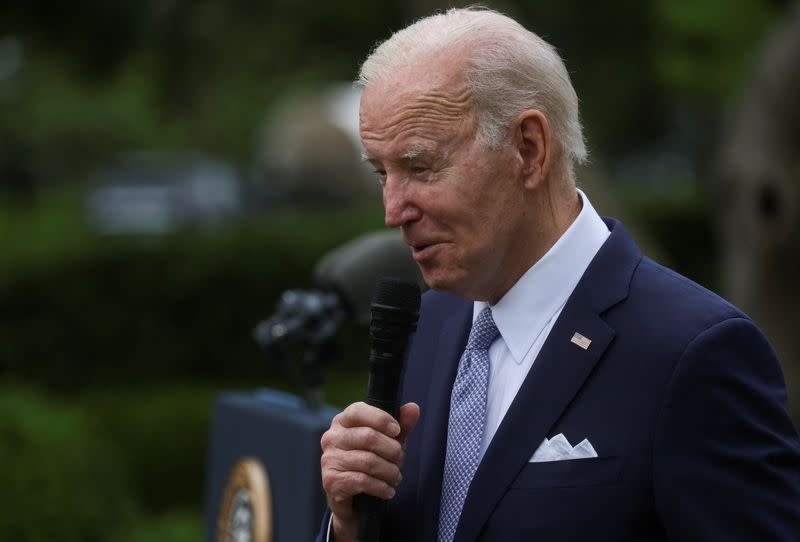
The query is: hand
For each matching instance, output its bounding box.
[320,401,420,541]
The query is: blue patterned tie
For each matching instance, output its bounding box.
[437,307,500,542]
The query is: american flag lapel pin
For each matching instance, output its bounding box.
[571,332,592,350]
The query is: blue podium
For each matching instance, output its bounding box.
[204,389,339,542]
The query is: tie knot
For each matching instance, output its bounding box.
[467,307,500,351]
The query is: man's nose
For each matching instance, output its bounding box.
[383,180,421,228]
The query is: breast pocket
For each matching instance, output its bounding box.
[510,456,622,489]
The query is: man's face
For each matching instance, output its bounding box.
[359,56,527,302]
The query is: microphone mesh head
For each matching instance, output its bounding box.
[372,278,421,312]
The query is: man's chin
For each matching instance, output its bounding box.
[419,268,463,296]
[419,272,447,292]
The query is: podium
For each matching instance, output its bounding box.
[204,389,339,542]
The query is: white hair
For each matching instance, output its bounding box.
[358,7,588,176]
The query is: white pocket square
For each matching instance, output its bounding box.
[529,433,598,462]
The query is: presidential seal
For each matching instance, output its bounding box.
[217,458,272,542]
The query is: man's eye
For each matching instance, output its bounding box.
[373,170,387,186]
[411,166,430,176]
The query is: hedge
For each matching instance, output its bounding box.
[0,384,138,541]
[0,202,385,391]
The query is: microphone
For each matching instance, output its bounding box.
[356,277,421,542]
[256,230,423,351]
[253,230,424,410]
[312,230,424,326]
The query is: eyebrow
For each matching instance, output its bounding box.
[361,147,436,164]
[401,149,430,160]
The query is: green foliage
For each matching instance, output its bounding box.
[0,182,378,535]
[0,384,138,541]
[122,510,203,542]
[77,377,359,519]
[652,0,780,99]
[0,188,93,281]
[0,192,384,390]
[0,376,357,540]
[6,52,173,184]
[3,0,406,183]
[81,385,218,514]
[2,0,790,183]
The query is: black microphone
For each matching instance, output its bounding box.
[356,277,421,542]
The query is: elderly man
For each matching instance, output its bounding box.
[317,8,800,542]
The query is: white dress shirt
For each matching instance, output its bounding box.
[473,189,610,457]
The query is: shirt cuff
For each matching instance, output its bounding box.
[326,514,334,542]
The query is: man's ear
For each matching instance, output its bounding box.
[514,109,551,189]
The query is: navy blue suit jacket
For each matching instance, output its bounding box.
[318,218,800,541]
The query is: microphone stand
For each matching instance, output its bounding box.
[254,289,345,412]
[300,339,337,412]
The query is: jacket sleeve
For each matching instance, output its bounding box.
[654,317,800,540]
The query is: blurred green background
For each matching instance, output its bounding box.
[1,1,798,540]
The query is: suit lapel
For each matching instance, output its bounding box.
[416,299,472,542]
[454,298,614,541]
[453,218,641,542]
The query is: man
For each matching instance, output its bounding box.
[317,7,800,541]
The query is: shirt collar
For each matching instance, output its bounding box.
[474,189,610,364]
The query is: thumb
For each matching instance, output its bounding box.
[397,402,420,446]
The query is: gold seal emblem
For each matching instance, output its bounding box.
[217,458,273,542]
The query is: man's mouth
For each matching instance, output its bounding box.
[411,242,441,261]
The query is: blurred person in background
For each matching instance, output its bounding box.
[317,7,800,542]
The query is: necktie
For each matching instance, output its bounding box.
[437,307,500,542]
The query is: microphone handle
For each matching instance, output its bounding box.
[355,281,420,542]
[356,341,409,540]
[355,368,403,541]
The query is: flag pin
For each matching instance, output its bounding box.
[571,332,592,350]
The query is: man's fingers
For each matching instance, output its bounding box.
[335,402,401,436]
[322,401,405,464]
[325,425,403,462]
[322,447,400,503]
[398,402,421,446]
[319,400,415,530]
[323,448,403,487]
[324,468,397,503]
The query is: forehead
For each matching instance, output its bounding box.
[359,56,474,159]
